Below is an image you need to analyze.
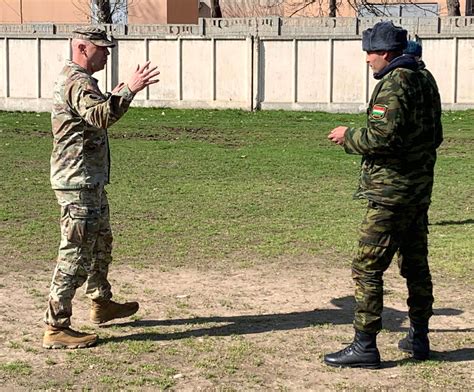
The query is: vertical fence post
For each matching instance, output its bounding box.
[247,36,253,111]
[452,36,458,104]
[145,38,150,101]
[292,38,298,104]
[328,38,334,104]
[252,37,261,110]
[4,38,9,98]
[212,37,216,101]
[178,37,183,101]
[36,37,41,98]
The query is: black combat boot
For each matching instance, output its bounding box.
[324,330,381,369]
[398,322,430,360]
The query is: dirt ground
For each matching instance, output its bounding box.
[0,256,473,391]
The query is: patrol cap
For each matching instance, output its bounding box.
[362,21,407,52]
[404,40,422,57]
[72,26,115,47]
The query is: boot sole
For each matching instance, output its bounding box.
[43,339,98,349]
[324,360,381,369]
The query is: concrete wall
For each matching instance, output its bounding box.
[0,17,473,113]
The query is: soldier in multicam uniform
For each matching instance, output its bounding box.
[43,26,160,349]
[325,21,443,368]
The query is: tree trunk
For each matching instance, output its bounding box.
[94,0,113,24]
[446,0,461,16]
[329,0,337,17]
[210,0,223,18]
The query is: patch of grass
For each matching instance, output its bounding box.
[0,360,33,376]
[0,108,472,284]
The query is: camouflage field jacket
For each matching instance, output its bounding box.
[344,64,443,207]
[50,60,135,190]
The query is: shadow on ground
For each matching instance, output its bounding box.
[101,296,469,353]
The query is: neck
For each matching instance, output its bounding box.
[72,54,93,74]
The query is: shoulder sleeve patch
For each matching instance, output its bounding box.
[370,104,388,120]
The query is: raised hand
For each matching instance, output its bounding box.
[127,61,160,94]
[328,126,348,146]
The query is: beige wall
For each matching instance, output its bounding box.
[2,1,469,24]
[0,0,88,23]
[216,0,470,17]
[0,0,21,23]
[129,0,167,24]
[0,0,199,24]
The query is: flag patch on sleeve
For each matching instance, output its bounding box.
[371,104,387,119]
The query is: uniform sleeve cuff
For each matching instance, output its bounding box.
[116,85,136,101]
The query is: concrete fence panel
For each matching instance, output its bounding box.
[9,39,37,98]
[148,39,179,101]
[40,39,70,99]
[296,40,331,103]
[117,39,147,100]
[215,38,249,104]
[424,38,456,104]
[457,38,474,103]
[0,17,473,113]
[332,39,364,104]
[181,39,213,102]
[261,40,294,104]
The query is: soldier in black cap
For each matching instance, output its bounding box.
[326,21,442,368]
[43,26,160,349]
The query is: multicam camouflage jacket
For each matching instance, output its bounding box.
[344,61,443,207]
[50,60,135,190]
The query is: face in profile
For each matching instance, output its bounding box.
[366,51,389,74]
[86,43,110,73]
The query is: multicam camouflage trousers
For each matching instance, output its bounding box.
[353,201,434,333]
[44,186,113,327]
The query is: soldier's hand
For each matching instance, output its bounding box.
[127,61,160,94]
[328,126,348,146]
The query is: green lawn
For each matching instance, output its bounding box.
[0,109,472,280]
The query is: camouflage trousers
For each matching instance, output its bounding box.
[44,186,113,327]
[352,201,434,333]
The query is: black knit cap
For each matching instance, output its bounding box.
[72,26,115,48]
[362,21,407,52]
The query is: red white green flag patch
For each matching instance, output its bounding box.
[371,104,387,119]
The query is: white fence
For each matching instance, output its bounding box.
[0,17,473,112]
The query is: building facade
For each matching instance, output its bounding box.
[1,1,472,25]
[0,0,198,24]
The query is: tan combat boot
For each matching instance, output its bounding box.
[43,325,98,349]
[90,299,139,324]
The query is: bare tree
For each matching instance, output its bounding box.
[446,0,461,16]
[210,0,223,18]
[95,0,113,23]
[220,0,441,18]
[72,0,131,24]
[329,0,337,17]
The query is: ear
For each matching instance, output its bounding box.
[78,43,87,54]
